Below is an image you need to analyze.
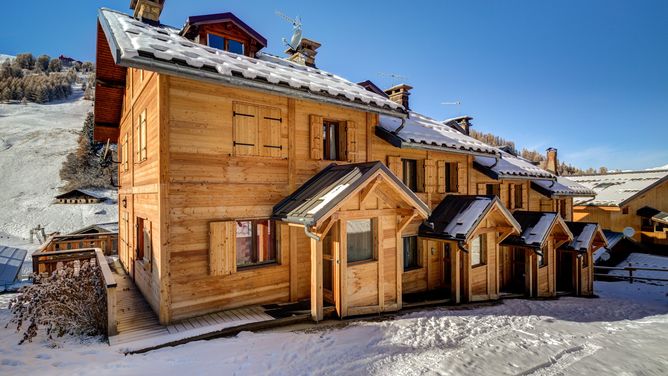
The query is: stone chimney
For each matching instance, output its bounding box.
[130,0,165,25]
[384,84,413,110]
[545,147,559,175]
[286,38,321,68]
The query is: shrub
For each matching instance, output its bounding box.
[6,259,107,344]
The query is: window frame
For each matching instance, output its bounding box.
[135,109,148,163]
[207,33,246,54]
[470,234,487,267]
[135,217,151,266]
[235,219,279,269]
[514,183,524,209]
[486,183,501,197]
[346,218,376,264]
[402,159,418,192]
[322,120,345,161]
[444,162,458,193]
[121,133,129,172]
[403,235,421,271]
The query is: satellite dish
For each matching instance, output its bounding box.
[276,11,302,51]
[600,252,611,262]
[622,227,635,238]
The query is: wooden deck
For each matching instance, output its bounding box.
[108,261,278,350]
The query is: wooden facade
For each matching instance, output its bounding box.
[98,8,604,326]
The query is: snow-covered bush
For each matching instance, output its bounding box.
[6,259,107,344]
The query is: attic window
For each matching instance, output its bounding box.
[208,33,245,54]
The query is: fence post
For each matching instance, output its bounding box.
[628,262,633,284]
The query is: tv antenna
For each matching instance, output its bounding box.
[441,100,462,116]
[276,11,302,51]
[378,72,408,87]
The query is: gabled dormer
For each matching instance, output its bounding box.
[180,12,267,57]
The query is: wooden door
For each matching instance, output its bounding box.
[556,251,575,292]
[510,248,526,293]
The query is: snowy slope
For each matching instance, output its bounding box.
[0,54,14,63]
[0,88,117,241]
[647,163,668,170]
[0,281,666,375]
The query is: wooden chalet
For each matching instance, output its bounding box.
[55,189,103,204]
[568,169,668,248]
[500,211,573,298]
[93,2,605,327]
[558,222,607,296]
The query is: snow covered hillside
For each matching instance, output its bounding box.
[648,163,668,170]
[0,87,117,242]
[0,281,666,375]
[0,54,14,63]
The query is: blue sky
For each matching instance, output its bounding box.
[1,1,667,170]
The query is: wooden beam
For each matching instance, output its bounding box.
[397,209,418,233]
[332,208,413,221]
[340,220,348,317]
[316,217,335,238]
[310,237,323,322]
[359,176,383,204]
[496,228,516,244]
[377,217,384,311]
[289,226,298,301]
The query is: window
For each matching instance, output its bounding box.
[236,220,277,268]
[538,250,548,268]
[558,199,568,218]
[402,159,418,191]
[121,134,129,172]
[514,184,524,209]
[470,234,486,267]
[208,33,245,54]
[403,236,420,271]
[486,184,501,197]
[136,110,147,162]
[322,120,344,161]
[444,162,458,193]
[136,217,152,265]
[347,219,374,263]
[622,206,629,215]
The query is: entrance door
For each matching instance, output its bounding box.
[322,228,337,308]
[557,251,575,292]
[509,247,526,293]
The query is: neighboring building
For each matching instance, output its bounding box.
[54,189,103,204]
[569,170,668,248]
[93,2,603,325]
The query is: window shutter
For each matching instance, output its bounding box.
[140,111,147,161]
[387,156,401,177]
[259,106,283,158]
[309,115,323,160]
[424,159,435,193]
[209,221,237,276]
[233,103,259,156]
[456,162,465,193]
[477,183,486,195]
[135,123,141,162]
[501,184,510,207]
[346,121,357,162]
[509,184,516,209]
[144,219,152,270]
[436,160,446,194]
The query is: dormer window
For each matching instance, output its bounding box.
[207,33,245,54]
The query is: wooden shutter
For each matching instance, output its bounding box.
[424,159,435,193]
[209,221,237,276]
[122,134,129,172]
[135,122,141,162]
[346,121,357,162]
[143,219,152,270]
[259,106,283,158]
[140,110,147,161]
[477,183,486,195]
[387,156,401,177]
[436,160,446,194]
[456,162,465,193]
[310,115,323,160]
[233,103,259,156]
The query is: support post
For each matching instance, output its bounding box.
[310,237,323,321]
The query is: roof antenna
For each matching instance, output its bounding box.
[378,72,408,87]
[441,101,462,116]
[276,11,303,51]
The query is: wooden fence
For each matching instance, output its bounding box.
[594,264,668,283]
[31,247,118,337]
[37,232,118,256]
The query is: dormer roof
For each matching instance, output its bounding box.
[180,12,268,48]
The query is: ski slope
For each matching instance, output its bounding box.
[0,88,117,242]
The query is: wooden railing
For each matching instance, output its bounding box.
[31,245,118,337]
[38,232,118,256]
[594,264,668,283]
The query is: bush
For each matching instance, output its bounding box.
[7,259,107,344]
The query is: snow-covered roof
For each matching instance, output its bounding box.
[377,112,499,156]
[474,150,555,180]
[531,176,597,198]
[97,8,404,117]
[568,170,668,207]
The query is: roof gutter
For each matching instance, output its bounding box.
[304,225,321,242]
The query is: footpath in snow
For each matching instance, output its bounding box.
[0,280,666,375]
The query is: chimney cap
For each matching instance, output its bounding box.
[547,147,558,152]
[384,83,413,94]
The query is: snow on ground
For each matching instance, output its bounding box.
[609,253,668,280]
[0,87,117,243]
[0,281,666,376]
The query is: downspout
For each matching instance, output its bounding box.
[393,112,410,135]
[304,225,321,241]
[457,240,468,253]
